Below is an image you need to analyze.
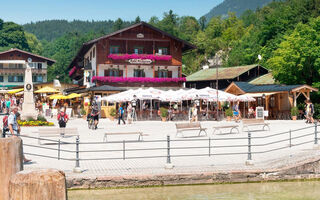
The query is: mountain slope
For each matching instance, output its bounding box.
[203,0,274,22]
[23,19,132,41]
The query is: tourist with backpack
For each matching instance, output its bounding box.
[57,107,69,128]
[118,103,126,125]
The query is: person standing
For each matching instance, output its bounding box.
[118,103,126,125]
[191,104,198,122]
[233,101,241,122]
[8,106,31,163]
[57,107,69,128]
[306,100,315,124]
[127,102,133,124]
[91,101,100,129]
[6,98,11,114]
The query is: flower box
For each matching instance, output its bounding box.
[108,54,172,61]
[92,76,186,83]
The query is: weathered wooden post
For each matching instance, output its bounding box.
[9,169,67,200]
[0,137,23,200]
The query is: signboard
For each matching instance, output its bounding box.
[128,59,153,64]
[256,107,264,119]
[137,33,144,38]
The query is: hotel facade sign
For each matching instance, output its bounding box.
[128,59,153,64]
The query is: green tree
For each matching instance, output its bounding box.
[135,16,141,24]
[0,21,30,51]
[267,17,320,85]
[25,32,43,55]
[199,16,207,31]
[112,18,124,32]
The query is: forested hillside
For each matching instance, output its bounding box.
[23,19,133,41]
[203,0,274,22]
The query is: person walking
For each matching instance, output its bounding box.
[118,103,126,125]
[191,104,198,122]
[306,100,315,124]
[8,106,31,163]
[57,107,69,128]
[90,101,100,129]
[233,101,241,122]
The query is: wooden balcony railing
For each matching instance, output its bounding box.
[0,68,47,74]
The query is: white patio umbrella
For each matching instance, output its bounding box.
[237,94,256,102]
[200,87,238,102]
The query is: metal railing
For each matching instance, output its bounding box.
[5,122,320,172]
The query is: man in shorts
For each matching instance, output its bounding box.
[91,101,100,129]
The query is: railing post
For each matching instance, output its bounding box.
[289,129,292,148]
[245,130,254,166]
[123,140,126,160]
[165,135,173,169]
[314,122,319,149]
[73,136,81,173]
[209,137,211,157]
[58,139,61,160]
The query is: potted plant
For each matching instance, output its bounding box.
[291,106,299,120]
[160,107,168,122]
[80,108,86,119]
[225,107,233,121]
[109,107,117,121]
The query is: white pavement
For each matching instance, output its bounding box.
[2,116,319,178]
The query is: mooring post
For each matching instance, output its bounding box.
[73,136,81,173]
[165,135,173,169]
[245,130,254,166]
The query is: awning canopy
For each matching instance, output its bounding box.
[8,88,24,94]
[245,92,276,98]
[34,86,59,93]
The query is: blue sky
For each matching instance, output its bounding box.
[0,0,223,24]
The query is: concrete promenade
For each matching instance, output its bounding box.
[2,116,319,181]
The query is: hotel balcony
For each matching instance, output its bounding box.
[0,68,47,75]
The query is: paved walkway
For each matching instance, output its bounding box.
[2,116,318,178]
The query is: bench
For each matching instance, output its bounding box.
[38,128,79,144]
[242,119,270,131]
[212,125,239,135]
[103,132,148,142]
[175,122,207,137]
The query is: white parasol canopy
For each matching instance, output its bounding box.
[236,94,256,102]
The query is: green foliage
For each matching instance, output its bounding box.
[225,107,233,117]
[291,107,299,116]
[37,115,47,122]
[80,108,86,116]
[313,104,320,119]
[0,21,30,51]
[109,108,117,117]
[160,107,168,118]
[26,117,36,122]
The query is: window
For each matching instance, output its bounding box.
[0,64,3,69]
[158,47,168,55]
[37,63,42,69]
[134,47,143,54]
[8,76,23,82]
[159,69,168,78]
[134,69,145,77]
[8,64,23,69]
[110,46,120,54]
[90,51,92,61]
[93,47,95,58]
[0,76,3,82]
[32,75,43,82]
[104,69,123,77]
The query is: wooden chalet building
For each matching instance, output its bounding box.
[68,22,196,90]
[0,48,55,89]
[186,64,269,90]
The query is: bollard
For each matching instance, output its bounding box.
[245,130,254,166]
[73,136,81,173]
[165,135,173,169]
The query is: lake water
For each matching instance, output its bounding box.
[68,181,320,200]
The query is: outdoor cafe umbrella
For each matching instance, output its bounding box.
[8,88,24,94]
[65,93,82,99]
[49,94,67,100]
[34,86,59,93]
[236,94,256,102]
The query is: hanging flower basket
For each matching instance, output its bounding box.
[69,66,78,76]
[108,54,172,61]
[92,76,186,83]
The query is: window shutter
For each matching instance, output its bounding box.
[143,71,146,77]
[119,70,123,77]
[168,71,172,78]
[155,71,159,78]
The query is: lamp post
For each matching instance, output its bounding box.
[216,65,219,121]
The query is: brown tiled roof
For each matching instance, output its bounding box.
[0,48,56,65]
[187,64,260,82]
